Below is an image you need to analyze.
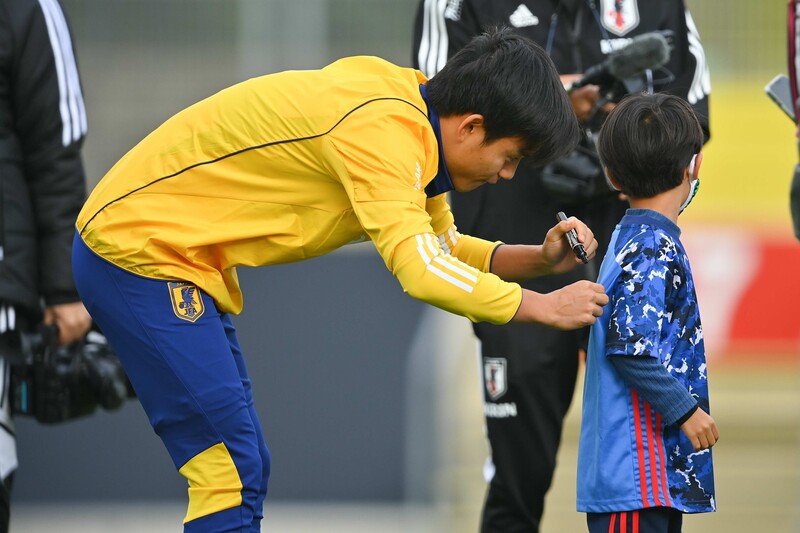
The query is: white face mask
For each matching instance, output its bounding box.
[679,154,700,214]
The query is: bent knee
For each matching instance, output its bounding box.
[179,442,252,523]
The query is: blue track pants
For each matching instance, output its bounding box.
[73,233,270,532]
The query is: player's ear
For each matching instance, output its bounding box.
[457,114,485,140]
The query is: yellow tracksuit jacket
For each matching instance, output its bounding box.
[77,56,522,324]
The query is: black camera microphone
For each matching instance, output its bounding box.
[570,31,672,90]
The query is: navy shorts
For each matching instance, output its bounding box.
[587,507,683,533]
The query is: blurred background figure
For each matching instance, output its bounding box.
[412,1,709,531]
[785,0,800,240]
[0,0,92,530]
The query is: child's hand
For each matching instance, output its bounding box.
[680,408,719,451]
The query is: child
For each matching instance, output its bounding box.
[577,93,718,533]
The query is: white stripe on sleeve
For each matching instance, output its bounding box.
[415,234,478,293]
[418,0,449,78]
[685,11,711,106]
[38,0,87,146]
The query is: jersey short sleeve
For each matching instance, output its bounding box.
[606,231,672,359]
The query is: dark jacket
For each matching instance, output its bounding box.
[414,0,709,135]
[413,0,710,279]
[0,0,87,315]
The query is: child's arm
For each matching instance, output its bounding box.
[609,355,719,450]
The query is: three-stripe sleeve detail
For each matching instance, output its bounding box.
[37,0,87,146]
[437,225,461,255]
[417,0,450,77]
[684,10,711,106]
[0,305,15,334]
[415,233,478,293]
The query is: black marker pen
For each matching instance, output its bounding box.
[556,211,589,264]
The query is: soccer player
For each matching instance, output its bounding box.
[577,92,718,532]
[72,27,609,531]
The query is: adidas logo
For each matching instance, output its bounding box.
[509,4,539,28]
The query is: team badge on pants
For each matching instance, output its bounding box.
[484,357,508,400]
[168,282,205,322]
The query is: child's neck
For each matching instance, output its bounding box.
[627,188,684,225]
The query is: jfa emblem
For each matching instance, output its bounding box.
[168,282,205,322]
[600,0,639,36]
[484,357,508,400]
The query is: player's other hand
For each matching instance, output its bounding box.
[680,407,719,451]
[515,280,608,329]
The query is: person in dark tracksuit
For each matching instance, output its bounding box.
[412,1,710,531]
[0,0,92,529]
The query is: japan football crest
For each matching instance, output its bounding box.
[600,0,639,36]
[168,281,205,322]
[484,357,508,400]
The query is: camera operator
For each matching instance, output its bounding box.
[413,1,710,531]
[0,0,92,529]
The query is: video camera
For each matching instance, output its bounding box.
[541,30,675,205]
[8,325,135,424]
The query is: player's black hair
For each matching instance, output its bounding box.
[424,25,579,166]
[597,93,704,198]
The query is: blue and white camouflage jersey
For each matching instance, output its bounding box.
[577,208,715,514]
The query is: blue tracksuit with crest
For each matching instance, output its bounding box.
[577,209,715,514]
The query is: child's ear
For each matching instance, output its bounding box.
[604,167,622,191]
[688,153,703,180]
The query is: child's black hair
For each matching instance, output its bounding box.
[597,93,704,198]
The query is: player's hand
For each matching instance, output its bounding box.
[43,301,92,345]
[541,216,599,274]
[514,281,608,329]
[680,407,719,451]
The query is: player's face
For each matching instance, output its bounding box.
[447,132,526,192]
